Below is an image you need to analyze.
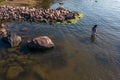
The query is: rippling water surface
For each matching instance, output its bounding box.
[0,0,120,80]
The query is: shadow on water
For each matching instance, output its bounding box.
[19,43,30,54]
[0,39,10,49]
[20,43,55,54]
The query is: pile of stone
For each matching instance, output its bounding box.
[0,26,54,49]
[0,5,79,23]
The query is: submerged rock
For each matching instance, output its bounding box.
[2,33,22,47]
[27,36,55,50]
[6,66,24,79]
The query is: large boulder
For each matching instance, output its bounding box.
[27,36,55,50]
[2,33,22,47]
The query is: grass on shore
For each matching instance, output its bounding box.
[0,0,3,3]
[0,0,53,8]
[0,0,38,7]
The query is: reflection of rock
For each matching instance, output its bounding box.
[6,66,24,79]
[2,33,22,47]
[27,36,55,50]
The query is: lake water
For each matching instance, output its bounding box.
[0,0,120,80]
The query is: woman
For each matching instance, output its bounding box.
[91,25,97,42]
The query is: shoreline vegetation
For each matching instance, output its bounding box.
[0,0,38,7]
[0,5,83,24]
[0,0,60,8]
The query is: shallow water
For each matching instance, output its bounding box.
[0,0,120,80]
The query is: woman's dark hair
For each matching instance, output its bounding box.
[92,25,97,31]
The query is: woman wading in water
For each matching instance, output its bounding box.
[91,25,97,42]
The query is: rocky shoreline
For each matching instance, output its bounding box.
[0,5,82,23]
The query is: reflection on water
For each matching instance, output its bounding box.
[0,0,120,80]
[90,35,96,42]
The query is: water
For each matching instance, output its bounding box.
[0,0,120,80]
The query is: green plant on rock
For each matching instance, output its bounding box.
[54,12,84,24]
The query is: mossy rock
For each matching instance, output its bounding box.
[54,12,84,24]
[6,66,24,79]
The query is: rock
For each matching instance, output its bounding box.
[0,6,81,24]
[57,18,64,22]
[41,18,48,23]
[27,36,55,50]
[65,13,75,19]
[67,20,72,23]
[0,27,7,36]
[2,33,22,47]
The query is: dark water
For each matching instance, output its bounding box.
[0,0,120,80]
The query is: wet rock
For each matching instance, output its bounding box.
[2,33,22,47]
[67,20,72,23]
[56,17,64,22]
[41,18,48,23]
[0,27,7,36]
[27,36,55,50]
[65,13,75,19]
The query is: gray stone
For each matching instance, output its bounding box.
[0,27,7,36]
[2,33,22,47]
[27,36,55,50]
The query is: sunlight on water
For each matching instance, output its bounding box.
[0,0,120,80]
